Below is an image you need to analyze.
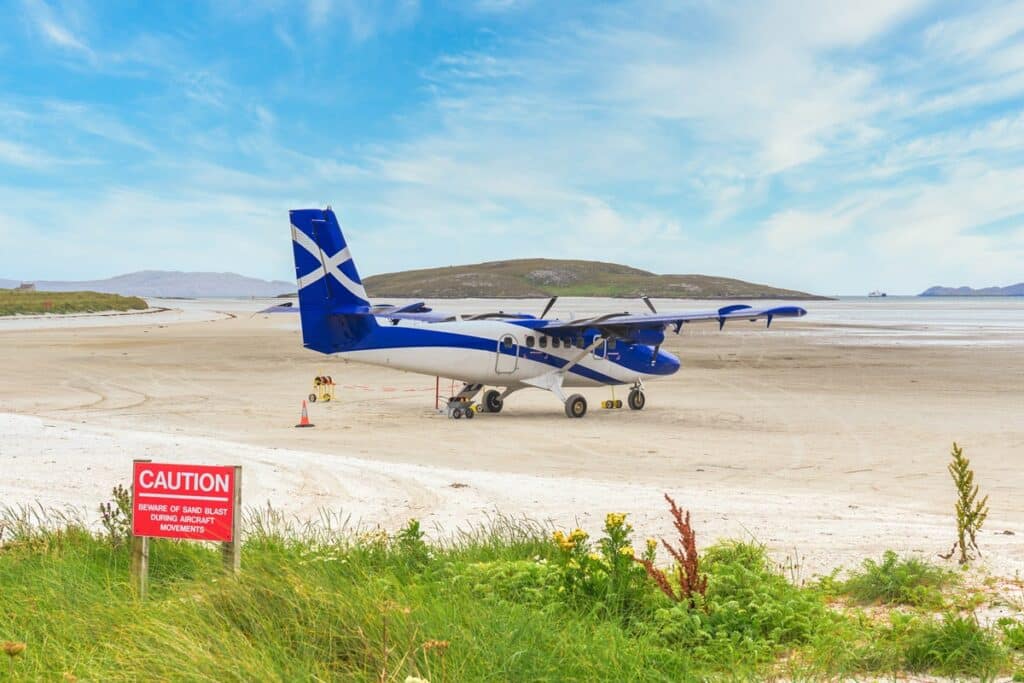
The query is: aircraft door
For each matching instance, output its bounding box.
[495,334,519,374]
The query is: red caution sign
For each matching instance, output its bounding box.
[132,462,236,542]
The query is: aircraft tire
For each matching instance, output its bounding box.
[308,394,317,403]
[483,390,503,413]
[628,389,645,410]
[452,406,464,419]
[464,406,475,419]
[565,394,587,418]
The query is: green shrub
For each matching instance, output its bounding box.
[549,513,652,618]
[458,559,559,603]
[904,613,1006,677]
[649,542,833,667]
[998,617,1024,651]
[841,550,954,607]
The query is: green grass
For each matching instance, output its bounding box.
[904,613,1008,677]
[1,503,1018,681]
[0,289,148,316]
[837,550,956,607]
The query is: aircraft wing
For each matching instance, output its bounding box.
[534,304,807,336]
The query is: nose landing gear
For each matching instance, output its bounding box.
[627,386,646,410]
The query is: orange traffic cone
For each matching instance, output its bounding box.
[294,400,315,428]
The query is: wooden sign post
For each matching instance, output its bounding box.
[130,460,151,600]
[220,465,242,575]
[130,460,242,599]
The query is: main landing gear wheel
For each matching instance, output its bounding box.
[628,389,646,410]
[483,389,503,414]
[565,394,587,418]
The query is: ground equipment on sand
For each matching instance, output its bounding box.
[309,375,335,403]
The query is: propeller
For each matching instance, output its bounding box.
[539,296,558,319]
[642,295,657,314]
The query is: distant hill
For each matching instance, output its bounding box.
[0,271,295,298]
[920,283,1024,297]
[364,258,825,299]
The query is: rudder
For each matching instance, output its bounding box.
[290,208,376,354]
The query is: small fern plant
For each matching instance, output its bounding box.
[941,442,989,565]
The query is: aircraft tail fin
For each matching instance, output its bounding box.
[289,208,376,353]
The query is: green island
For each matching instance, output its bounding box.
[0,290,148,316]
[364,258,828,300]
[2,495,1021,681]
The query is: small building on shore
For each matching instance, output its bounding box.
[16,282,36,291]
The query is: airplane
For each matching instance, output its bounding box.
[289,207,807,419]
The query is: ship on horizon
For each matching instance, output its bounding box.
[868,290,887,297]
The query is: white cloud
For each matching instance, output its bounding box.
[21,0,97,62]
[305,0,419,41]
[761,209,853,249]
[924,1,1024,60]
[0,138,93,170]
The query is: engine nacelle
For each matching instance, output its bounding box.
[629,328,665,346]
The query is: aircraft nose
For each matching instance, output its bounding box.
[657,350,680,375]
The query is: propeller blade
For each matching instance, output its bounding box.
[642,295,657,314]
[650,343,660,365]
[540,296,558,319]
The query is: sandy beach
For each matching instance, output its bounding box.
[2,297,1022,577]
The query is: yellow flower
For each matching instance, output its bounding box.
[569,528,589,542]
[552,530,566,544]
[619,546,635,557]
[646,538,658,552]
[587,552,602,562]
[605,512,627,528]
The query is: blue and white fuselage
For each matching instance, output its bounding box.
[289,207,806,418]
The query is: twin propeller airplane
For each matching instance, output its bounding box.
[289,207,806,419]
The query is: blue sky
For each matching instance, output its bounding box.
[2,1,1023,295]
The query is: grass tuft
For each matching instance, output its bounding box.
[904,613,1007,677]
[840,550,955,607]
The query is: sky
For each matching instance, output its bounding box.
[1,1,1023,295]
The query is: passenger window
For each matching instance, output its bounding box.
[539,336,547,348]
[575,337,584,348]
[526,335,535,347]
[500,335,514,350]
[552,338,560,348]
[608,339,617,350]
